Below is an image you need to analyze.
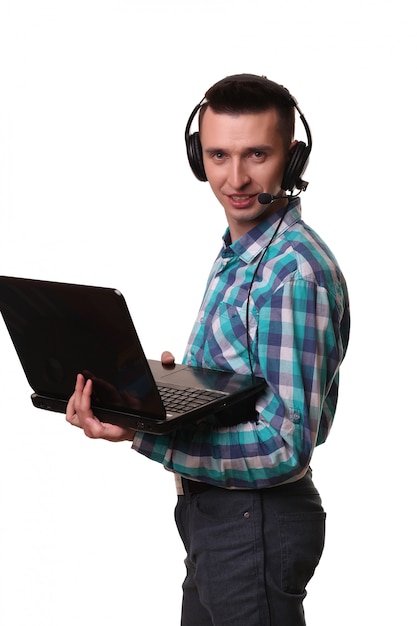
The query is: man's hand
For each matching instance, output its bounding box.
[66,373,135,442]
[66,352,176,440]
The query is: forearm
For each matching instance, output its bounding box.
[131,395,312,489]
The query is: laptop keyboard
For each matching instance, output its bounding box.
[157,384,225,413]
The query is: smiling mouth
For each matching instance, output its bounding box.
[230,195,251,201]
[227,193,261,211]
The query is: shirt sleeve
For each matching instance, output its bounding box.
[131,277,348,489]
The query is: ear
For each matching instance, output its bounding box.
[287,140,298,159]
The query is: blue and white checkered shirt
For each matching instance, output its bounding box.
[132,198,350,488]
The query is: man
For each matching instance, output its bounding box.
[66,74,350,625]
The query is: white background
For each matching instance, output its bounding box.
[0,1,415,624]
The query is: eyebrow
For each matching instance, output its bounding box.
[247,144,274,153]
[204,144,274,154]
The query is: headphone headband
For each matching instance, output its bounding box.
[185,74,312,192]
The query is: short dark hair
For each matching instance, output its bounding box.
[200,74,296,148]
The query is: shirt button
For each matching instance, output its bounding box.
[243,511,250,519]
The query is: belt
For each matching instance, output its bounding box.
[181,477,212,496]
[177,467,315,496]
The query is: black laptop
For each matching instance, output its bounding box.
[0,275,265,434]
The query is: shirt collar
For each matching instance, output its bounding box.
[221,197,302,263]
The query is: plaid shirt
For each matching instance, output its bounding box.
[132,198,350,488]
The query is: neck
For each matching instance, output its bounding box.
[228,196,289,243]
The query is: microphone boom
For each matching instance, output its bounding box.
[258,193,281,204]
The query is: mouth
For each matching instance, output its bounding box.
[227,194,257,209]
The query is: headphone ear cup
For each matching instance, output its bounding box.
[281,141,310,192]
[186,132,207,182]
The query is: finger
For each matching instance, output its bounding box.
[66,381,83,428]
[161,351,175,366]
[66,391,76,422]
[73,372,87,409]
[76,376,94,414]
[66,374,95,431]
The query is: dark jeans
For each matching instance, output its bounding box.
[174,469,325,626]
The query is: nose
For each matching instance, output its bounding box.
[228,158,250,190]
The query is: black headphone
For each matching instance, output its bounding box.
[185,74,312,194]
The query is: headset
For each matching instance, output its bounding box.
[185,74,312,195]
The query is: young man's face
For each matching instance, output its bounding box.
[199,106,294,241]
